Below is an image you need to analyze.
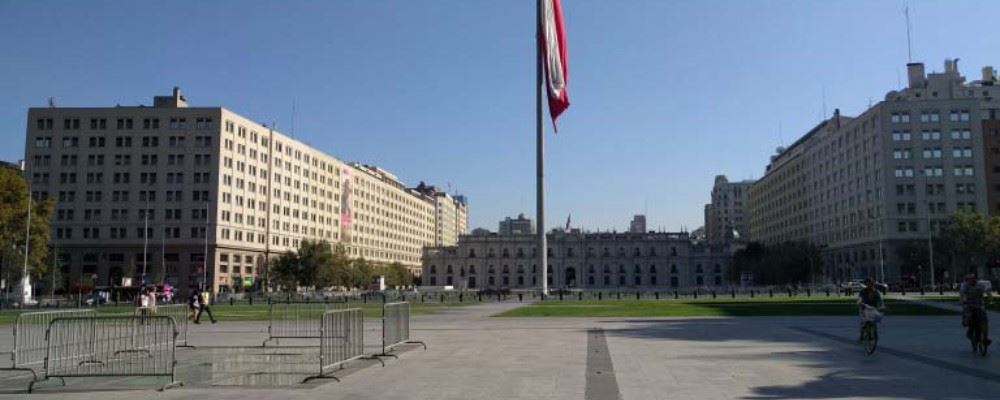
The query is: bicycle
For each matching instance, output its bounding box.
[859,304,883,355]
[966,307,990,356]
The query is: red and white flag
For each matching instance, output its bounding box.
[540,0,569,129]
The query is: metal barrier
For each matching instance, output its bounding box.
[1,309,96,381]
[372,302,425,358]
[302,308,374,382]
[263,301,351,347]
[29,315,182,393]
[135,305,194,348]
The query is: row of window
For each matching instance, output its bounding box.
[890,110,970,123]
[35,117,212,131]
[54,226,206,240]
[893,166,975,177]
[891,147,974,159]
[33,135,213,149]
[891,129,973,141]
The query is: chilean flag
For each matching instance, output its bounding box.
[540,0,569,129]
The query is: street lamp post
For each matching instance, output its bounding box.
[21,163,33,307]
[921,172,935,289]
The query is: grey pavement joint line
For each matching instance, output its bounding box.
[793,326,1000,382]
[586,328,622,400]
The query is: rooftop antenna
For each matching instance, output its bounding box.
[822,86,827,120]
[904,4,913,63]
[778,120,784,147]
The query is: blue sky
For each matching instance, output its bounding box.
[0,0,996,232]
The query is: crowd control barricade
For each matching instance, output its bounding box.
[28,315,182,393]
[372,302,425,358]
[302,308,373,382]
[263,301,350,347]
[1,309,96,381]
[134,304,194,348]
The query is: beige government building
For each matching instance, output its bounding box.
[748,60,1000,284]
[23,88,467,294]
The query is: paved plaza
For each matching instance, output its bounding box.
[1,302,999,399]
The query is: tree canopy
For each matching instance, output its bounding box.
[268,240,414,291]
[0,166,53,281]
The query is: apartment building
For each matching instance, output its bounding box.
[704,175,753,244]
[24,88,466,294]
[748,60,1000,283]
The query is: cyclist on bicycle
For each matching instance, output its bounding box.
[960,273,991,347]
[858,278,884,340]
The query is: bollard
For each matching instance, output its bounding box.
[636,292,640,300]
[459,293,463,302]
[578,292,583,301]
[711,290,716,299]
[674,291,679,299]
[694,290,699,299]
[825,288,830,297]
[806,288,811,297]
[901,287,906,296]
[598,292,603,300]
[787,289,792,298]
[617,292,621,300]
[559,292,564,301]
[249,297,253,306]
[230,297,234,306]
[519,293,523,302]
[497,293,501,302]
[769,289,773,298]
[750,290,755,298]
[939,287,944,296]
[920,287,925,296]
[655,292,660,300]
[440,294,445,302]
[731,289,736,299]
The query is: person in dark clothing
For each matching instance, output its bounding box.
[857,278,884,341]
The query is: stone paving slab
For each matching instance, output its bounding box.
[1,302,999,399]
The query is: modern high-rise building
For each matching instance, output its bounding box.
[704,175,753,244]
[23,88,467,294]
[748,60,999,284]
[628,215,647,233]
[498,214,535,235]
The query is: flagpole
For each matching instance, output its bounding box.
[536,0,548,296]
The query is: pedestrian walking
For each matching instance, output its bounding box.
[195,289,217,324]
[189,289,200,322]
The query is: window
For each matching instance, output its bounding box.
[951,130,972,140]
[921,148,941,159]
[891,131,912,141]
[921,131,942,141]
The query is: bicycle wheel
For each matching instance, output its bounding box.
[863,323,878,355]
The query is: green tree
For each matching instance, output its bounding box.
[348,258,373,289]
[728,241,819,285]
[269,250,300,290]
[0,166,53,283]
[386,262,410,288]
[940,211,1000,278]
